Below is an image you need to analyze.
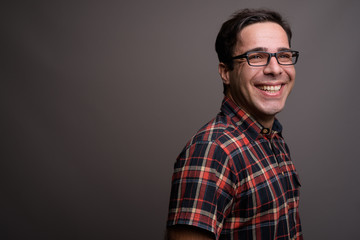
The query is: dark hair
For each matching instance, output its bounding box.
[215,9,293,71]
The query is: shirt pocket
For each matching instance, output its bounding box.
[286,171,301,202]
[291,171,301,188]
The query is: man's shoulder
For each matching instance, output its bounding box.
[187,112,245,147]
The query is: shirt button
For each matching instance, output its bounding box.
[262,128,270,134]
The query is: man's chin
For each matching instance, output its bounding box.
[254,106,285,121]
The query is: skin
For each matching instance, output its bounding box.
[167,21,296,240]
[166,225,214,240]
[219,22,296,128]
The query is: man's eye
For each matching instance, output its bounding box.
[278,53,291,59]
[248,54,264,60]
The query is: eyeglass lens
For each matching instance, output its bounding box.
[248,51,297,66]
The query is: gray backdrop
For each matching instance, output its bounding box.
[1,0,360,239]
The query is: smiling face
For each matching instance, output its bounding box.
[219,22,296,128]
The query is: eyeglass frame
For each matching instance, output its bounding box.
[231,50,299,67]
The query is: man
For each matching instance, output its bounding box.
[166,9,302,240]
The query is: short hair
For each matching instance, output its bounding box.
[215,8,293,71]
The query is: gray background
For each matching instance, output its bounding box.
[1,0,360,239]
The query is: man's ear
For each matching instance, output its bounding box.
[218,62,231,85]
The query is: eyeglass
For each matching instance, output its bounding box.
[232,50,299,67]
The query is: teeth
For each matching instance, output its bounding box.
[257,85,281,92]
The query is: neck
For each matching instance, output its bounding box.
[226,94,275,129]
[257,117,274,129]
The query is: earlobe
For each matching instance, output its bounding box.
[218,63,230,85]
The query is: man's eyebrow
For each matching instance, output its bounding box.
[243,47,292,53]
[277,47,292,51]
[243,47,266,53]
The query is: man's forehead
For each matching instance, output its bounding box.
[235,22,290,52]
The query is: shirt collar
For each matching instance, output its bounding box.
[220,96,283,141]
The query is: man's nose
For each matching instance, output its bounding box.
[263,56,283,75]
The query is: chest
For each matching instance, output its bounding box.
[231,136,301,216]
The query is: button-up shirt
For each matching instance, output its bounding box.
[167,97,303,239]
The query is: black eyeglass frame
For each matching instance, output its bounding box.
[232,50,299,67]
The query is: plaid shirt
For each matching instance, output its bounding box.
[167,97,303,240]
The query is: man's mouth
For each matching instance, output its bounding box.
[256,84,282,93]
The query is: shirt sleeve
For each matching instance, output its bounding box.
[167,140,237,238]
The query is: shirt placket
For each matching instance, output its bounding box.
[269,133,294,238]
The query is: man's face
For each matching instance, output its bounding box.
[221,22,295,127]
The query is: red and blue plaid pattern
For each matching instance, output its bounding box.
[167,97,303,240]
